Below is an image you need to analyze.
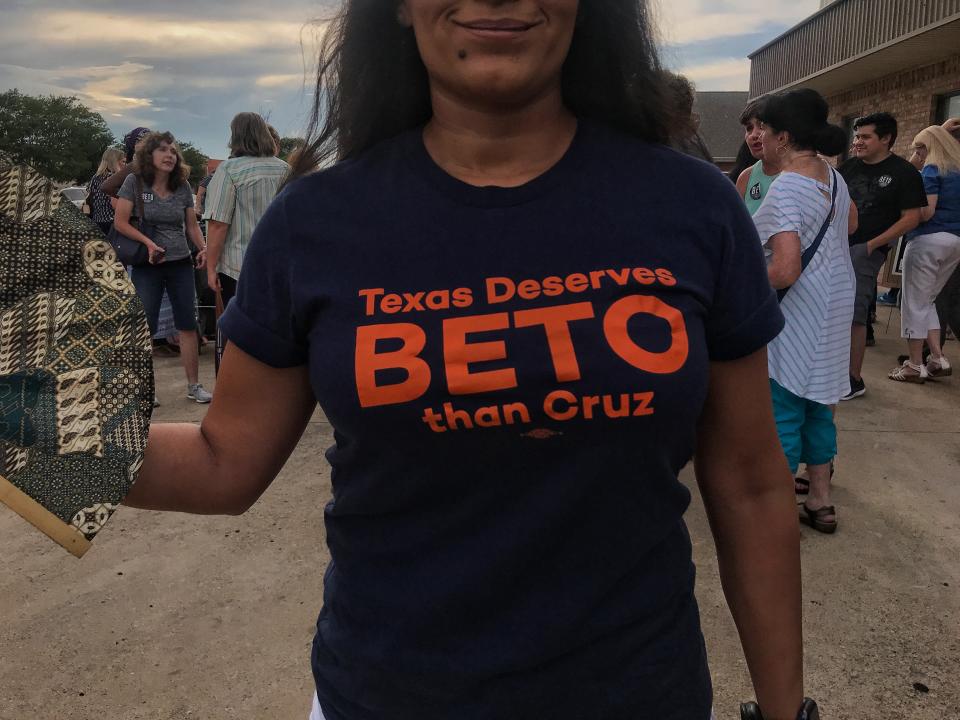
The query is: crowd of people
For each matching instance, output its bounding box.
[730,96,960,533]
[63,1,957,718]
[85,112,290,405]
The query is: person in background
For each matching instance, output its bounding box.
[664,73,713,163]
[736,99,782,216]
[203,112,289,306]
[889,125,960,382]
[753,89,855,534]
[194,163,216,220]
[114,131,212,404]
[101,127,151,198]
[87,147,124,234]
[125,1,809,719]
[839,112,927,399]
[268,124,283,157]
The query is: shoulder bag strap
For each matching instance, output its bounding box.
[778,168,840,303]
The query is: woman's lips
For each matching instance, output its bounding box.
[453,18,542,38]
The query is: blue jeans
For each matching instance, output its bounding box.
[131,258,198,333]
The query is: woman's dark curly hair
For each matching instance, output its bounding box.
[288,0,678,182]
[133,131,190,192]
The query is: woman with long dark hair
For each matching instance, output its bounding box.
[752,89,856,533]
[125,2,808,718]
[114,131,212,403]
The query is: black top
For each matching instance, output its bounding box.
[220,121,784,720]
[839,154,927,250]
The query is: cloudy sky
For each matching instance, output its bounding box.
[0,0,820,157]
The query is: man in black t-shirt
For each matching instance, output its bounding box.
[839,112,927,399]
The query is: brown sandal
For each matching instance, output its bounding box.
[800,503,837,534]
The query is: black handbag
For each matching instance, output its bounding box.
[107,175,153,266]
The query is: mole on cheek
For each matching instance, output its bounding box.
[458,49,468,59]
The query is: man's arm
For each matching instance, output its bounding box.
[865,208,921,254]
[205,220,229,291]
[695,349,803,720]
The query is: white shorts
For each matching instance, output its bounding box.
[310,692,716,719]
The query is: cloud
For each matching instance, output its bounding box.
[679,58,753,91]
[655,0,816,44]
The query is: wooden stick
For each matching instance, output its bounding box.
[0,474,91,558]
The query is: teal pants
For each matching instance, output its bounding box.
[769,380,837,474]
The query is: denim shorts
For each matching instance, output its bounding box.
[130,258,198,333]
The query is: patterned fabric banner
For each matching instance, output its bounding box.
[0,156,153,557]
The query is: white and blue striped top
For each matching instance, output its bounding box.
[753,171,856,405]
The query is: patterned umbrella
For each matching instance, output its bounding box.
[0,155,153,557]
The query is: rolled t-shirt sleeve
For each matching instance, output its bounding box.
[117,173,137,203]
[203,167,237,224]
[921,165,942,197]
[705,184,784,361]
[218,193,308,367]
[899,162,929,210]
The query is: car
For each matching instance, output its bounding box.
[60,186,87,212]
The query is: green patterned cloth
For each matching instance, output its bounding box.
[0,157,153,547]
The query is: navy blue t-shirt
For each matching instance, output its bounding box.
[220,121,783,720]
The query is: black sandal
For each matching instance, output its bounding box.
[800,503,837,534]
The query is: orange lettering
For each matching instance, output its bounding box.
[544,390,578,421]
[381,294,403,314]
[443,313,517,395]
[603,295,688,374]
[355,323,431,407]
[632,267,656,285]
[656,268,677,286]
[517,279,542,300]
[542,276,565,297]
[514,302,595,382]
[565,273,589,293]
[452,287,474,308]
[359,288,385,316]
[486,277,515,304]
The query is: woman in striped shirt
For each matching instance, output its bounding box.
[752,89,857,534]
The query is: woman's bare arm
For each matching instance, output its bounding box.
[765,231,802,289]
[124,343,316,514]
[736,167,752,199]
[695,349,803,720]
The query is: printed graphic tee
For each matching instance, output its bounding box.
[118,174,194,261]
[839,154,927,251]
[219,122,784,720]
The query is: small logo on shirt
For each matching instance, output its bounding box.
[750,183,762,200]
[877,175,893,188]
[141,192,154,202]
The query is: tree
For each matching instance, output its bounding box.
[0,90,115,183]
[278,136,304,163]
[178,141,209,190]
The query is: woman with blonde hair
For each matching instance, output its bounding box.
[87,146,124,233]
[890,125,960,382]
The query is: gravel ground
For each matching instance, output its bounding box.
[2,315,958,719]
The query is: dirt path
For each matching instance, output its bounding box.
[2,317,958,719]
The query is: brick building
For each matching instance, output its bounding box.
[748,0,960,159]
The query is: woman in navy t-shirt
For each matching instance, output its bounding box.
[125,1,808,718]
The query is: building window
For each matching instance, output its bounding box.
[937,91,960,123]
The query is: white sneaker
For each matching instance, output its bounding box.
[187,383,212,403]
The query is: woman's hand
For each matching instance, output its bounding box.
[148,243,166,264]
[195,248,207,270]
